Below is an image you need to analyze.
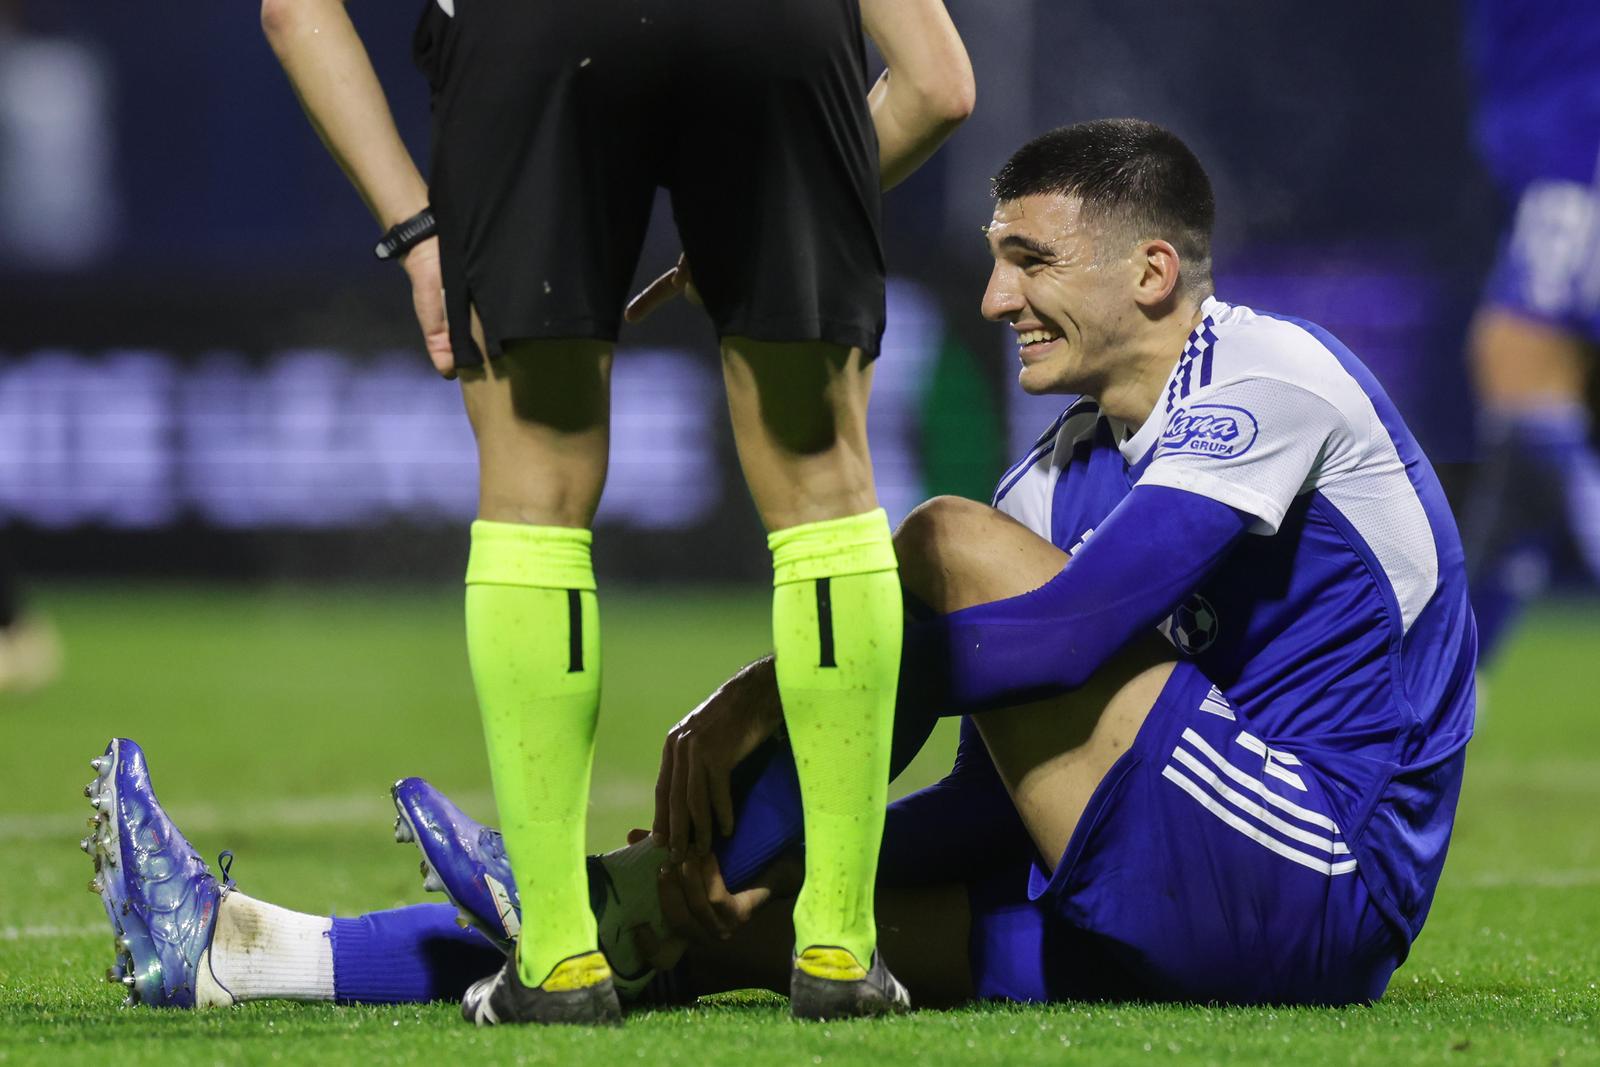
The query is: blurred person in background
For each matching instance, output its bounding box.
[0,0,86,696]
[1459,0,1600,662]
[0,0,112,697]
[0,545,60,695]
[0,0,117,271]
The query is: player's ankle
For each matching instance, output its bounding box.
[209,892,333,1003]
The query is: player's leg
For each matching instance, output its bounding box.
[0,538,61,694]
[80,738,504,1007]
[1463,308,1600,659]
[892,495,1177,865]
[457,341,616,1001]
[1460,175,1600,662]
[893,500,1402,1005]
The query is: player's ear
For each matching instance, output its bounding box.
[1132,238,1181,308]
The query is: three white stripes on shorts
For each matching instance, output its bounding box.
[1162,692,1358,877]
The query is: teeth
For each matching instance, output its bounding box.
[91,756,110,773]
[81,836,94,854]
[1018,329,1059,346]
[84,782,97,799]
[394,816,414,844]
[89,876,104,894]
[422,869,444,893]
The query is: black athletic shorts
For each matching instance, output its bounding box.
[412,0,887,367]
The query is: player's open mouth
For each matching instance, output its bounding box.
[1016,328,1061,359]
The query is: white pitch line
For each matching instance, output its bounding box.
[1460,868,1600,889]
[0,781,652,844]
[1,923,102,941]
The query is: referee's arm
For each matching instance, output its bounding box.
[261,0,455,375]
[862,0,975,189]
[260,0,428,228]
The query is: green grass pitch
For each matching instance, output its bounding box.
[0,585,1595,1065]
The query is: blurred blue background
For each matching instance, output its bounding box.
[0,0,1508,581]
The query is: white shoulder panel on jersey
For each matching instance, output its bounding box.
[1133,300,1439,632]
[992,399,1099,543]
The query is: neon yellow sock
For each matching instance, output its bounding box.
[769,508,901,966]
[465,520,601,986]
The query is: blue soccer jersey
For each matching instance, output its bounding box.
[992,297,1477,948]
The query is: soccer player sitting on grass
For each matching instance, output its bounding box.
[82,119,1476,1012]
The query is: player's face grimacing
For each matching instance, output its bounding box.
[981,193,1144,396]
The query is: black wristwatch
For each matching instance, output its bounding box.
[374,207,437,262]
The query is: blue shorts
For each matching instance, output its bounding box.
[966,663,1405,1006]
[1481,176,1600,344]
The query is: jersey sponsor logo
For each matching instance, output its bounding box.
[1157,403,1259,460]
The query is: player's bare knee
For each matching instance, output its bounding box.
[893,496,989,610]
[896,496,1065,612]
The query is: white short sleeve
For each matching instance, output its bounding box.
[1135,376,1352,535]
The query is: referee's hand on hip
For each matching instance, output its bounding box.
[401,236,458,379]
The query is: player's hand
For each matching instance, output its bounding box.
[401,236,457,380]
[624,253,701,323]
[654,850,771,944]
[653,660,784,862]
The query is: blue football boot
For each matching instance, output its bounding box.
[390,777,519,954]
[82,738,235,1008]
[390,777,666,1001]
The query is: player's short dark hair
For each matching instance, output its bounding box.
[992,119,1215,295]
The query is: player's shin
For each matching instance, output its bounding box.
[465,520,603,988]
[768,508,901,969]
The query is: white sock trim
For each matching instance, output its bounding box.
[208,892,334,1003]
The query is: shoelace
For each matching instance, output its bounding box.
[215,850,237,893]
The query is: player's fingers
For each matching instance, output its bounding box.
[623,265,686,323]
[669,738,693,861]
[679,261,703,309]
[652,735,676,847]
[626,827,651,846]
[686,751,714,855]
[709,764,736,840]
[657,864,717,943]
[678,857,732,939]
[699,857,744,930]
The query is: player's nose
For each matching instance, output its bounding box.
[980,263,1024,322]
